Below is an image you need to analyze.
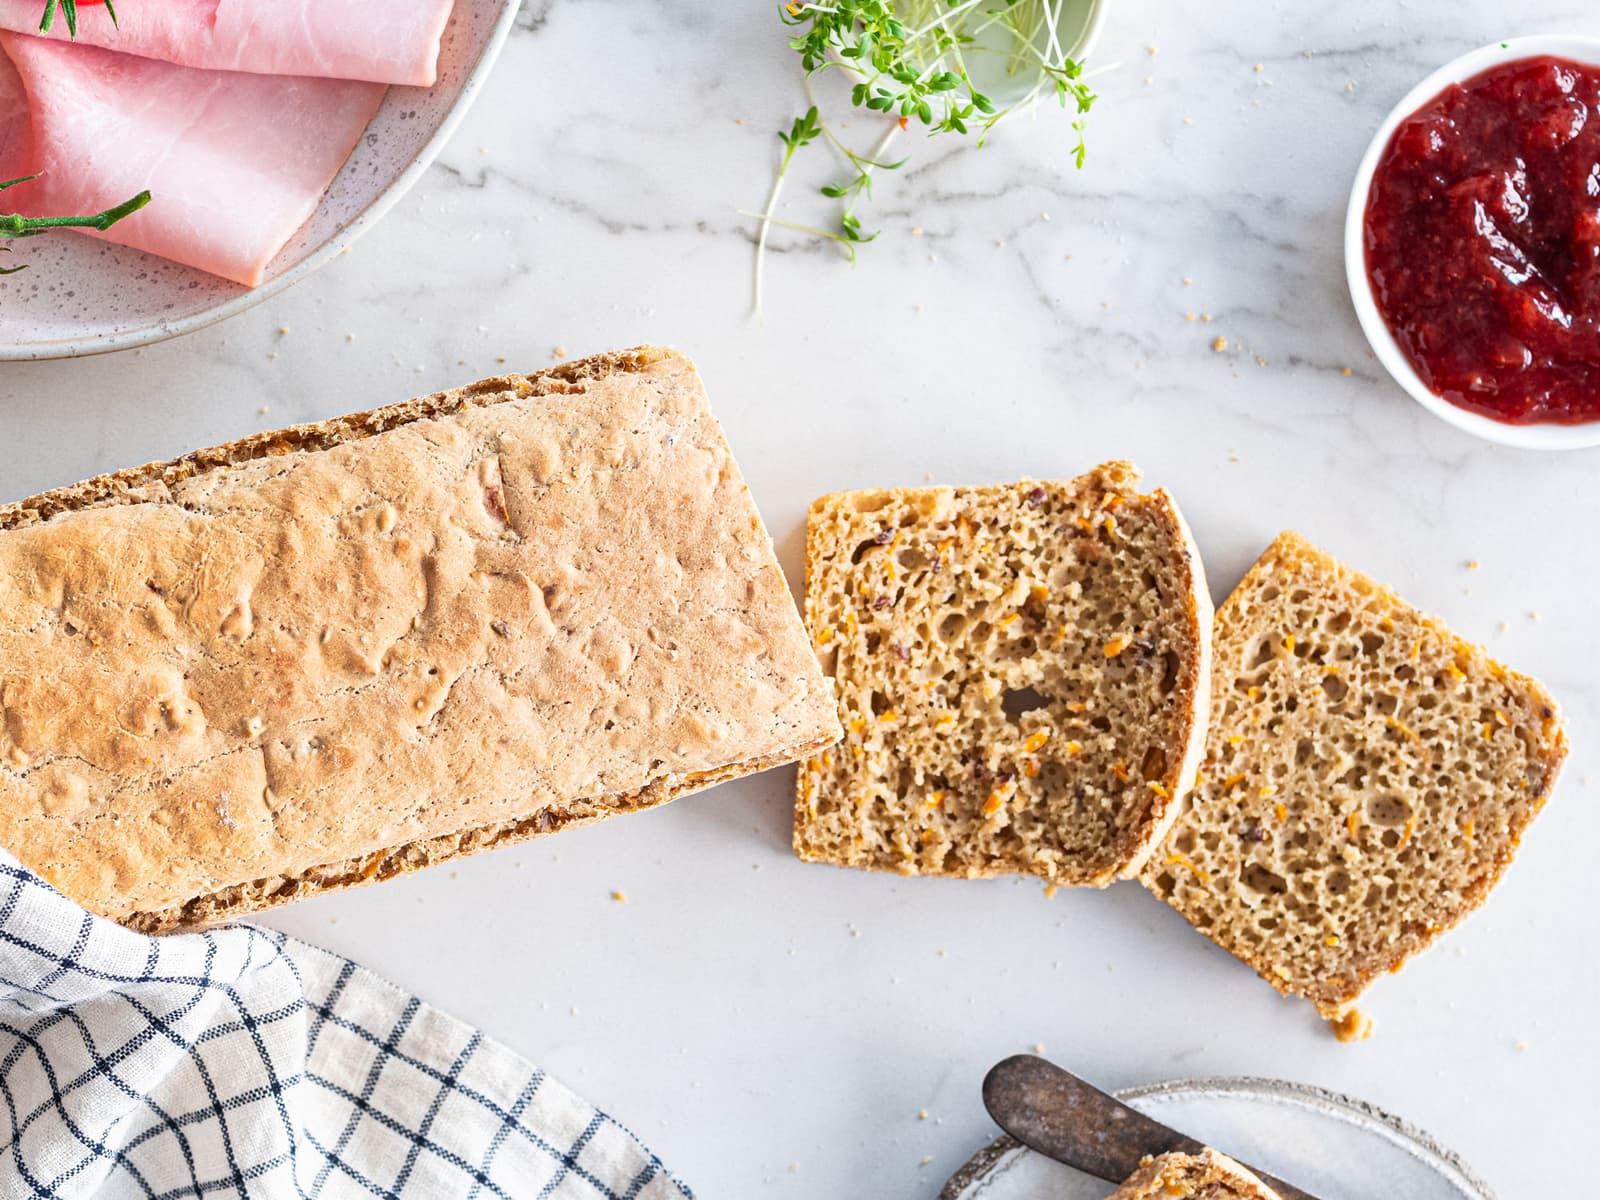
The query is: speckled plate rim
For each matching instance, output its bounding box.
[0,0,520,362]
[938,1075,1497,1200]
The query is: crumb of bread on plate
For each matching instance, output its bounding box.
[1110,1149,1281,1199]
[1143,531,1567,1037]
[794,463,1212,887]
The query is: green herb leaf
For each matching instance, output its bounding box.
[0,177,151,282]
[753,0,1097,307]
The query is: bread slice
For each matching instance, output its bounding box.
[1143,531,1567,1032]
[0,347,841,931]
[794,464,1212,885]
[1109,1150,1281,1200]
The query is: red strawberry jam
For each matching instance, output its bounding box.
[1365,55,1600,425]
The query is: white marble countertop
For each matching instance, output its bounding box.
[3,0,1597,1194]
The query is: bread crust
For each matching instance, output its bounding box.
[0,346,841,929]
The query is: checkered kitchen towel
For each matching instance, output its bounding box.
[0,853,691,1199]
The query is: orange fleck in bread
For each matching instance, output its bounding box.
[1143,532,1568,1032]
[1110,1150,1281,1199]
[794,463,1212,886]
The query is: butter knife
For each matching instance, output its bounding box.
[981,1055,1325,1200]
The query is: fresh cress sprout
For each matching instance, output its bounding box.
[39,0,118,38]
[0,177,151,274]
[750,0,1098,313]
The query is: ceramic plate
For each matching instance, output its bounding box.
[940,1077,1495,1200]
[0,0,520,360]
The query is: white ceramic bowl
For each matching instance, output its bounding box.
[1344,34,1600,451]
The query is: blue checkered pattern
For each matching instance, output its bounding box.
[0,854,691,1199]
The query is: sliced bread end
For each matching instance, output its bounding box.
[794,463,1212,887]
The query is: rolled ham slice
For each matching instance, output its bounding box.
[0,33,384,287]
[0,0,453,86]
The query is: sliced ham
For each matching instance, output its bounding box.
[0,0,453,86]
[0,46,29,176]
[0,33,384,287]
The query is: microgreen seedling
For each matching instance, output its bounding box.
[751,0,1098,311]
[39,0,118,38]
[0,176,152,274]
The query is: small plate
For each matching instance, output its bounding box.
[0,0,520,361]
[940,1076,1495,1200]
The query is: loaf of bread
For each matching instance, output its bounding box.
[1143,532,1567,1034]
[794,464,1212,885]
[0,347,841,931]
[1109,1150,1281,1199]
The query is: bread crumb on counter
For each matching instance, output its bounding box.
[610,890,627,903]
[1212,336,1228,352]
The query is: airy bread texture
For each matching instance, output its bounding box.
[1109,1150,1281,1200]
[794,464,1212,885]
[1144,532,1567,1028]
[0,347,841,930]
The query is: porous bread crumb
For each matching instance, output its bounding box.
[1144,532,1568,1030]
[795,465,1212,886]
[1330,1007,1374,1042]
[1109,1149,1281,1199]
[1212,337,1228,352]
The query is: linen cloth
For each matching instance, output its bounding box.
[0,852,690,1199]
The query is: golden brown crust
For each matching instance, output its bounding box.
[0,349,670,532]
[126,737,834,934]
[1144,531,1568,1023]
[0,346,841,929]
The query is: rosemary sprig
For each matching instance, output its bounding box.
[0,176,152,274]
[39,0,118,38]
[750,107,823,316]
